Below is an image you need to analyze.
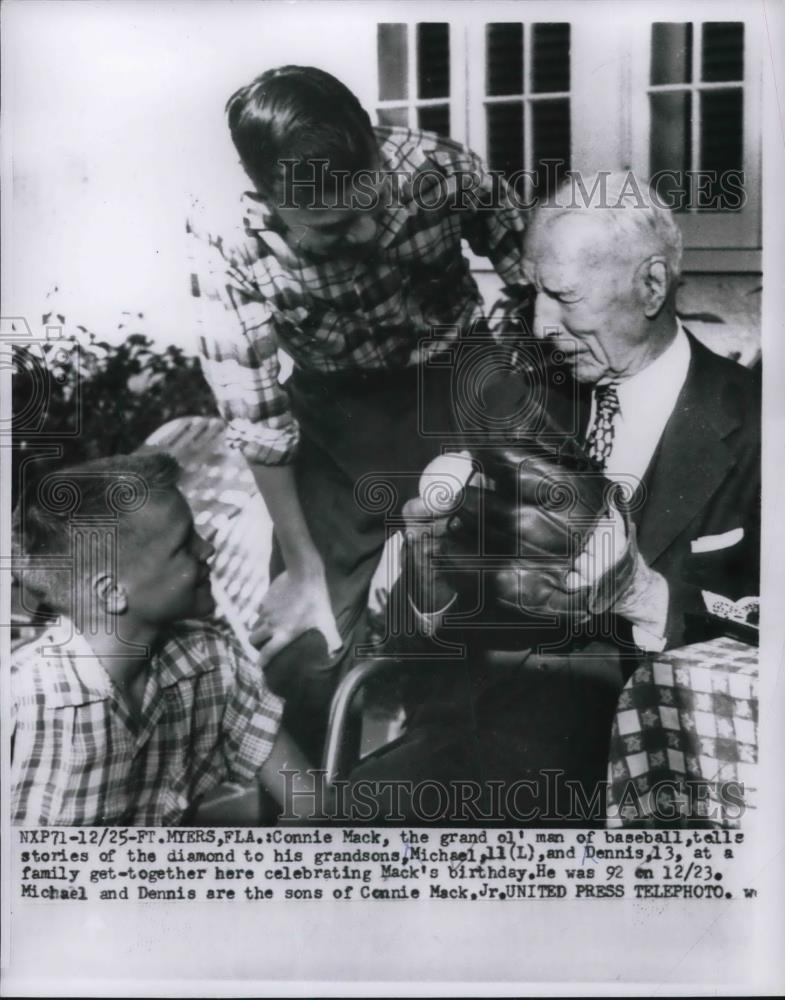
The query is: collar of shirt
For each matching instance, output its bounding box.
[589,321,691,485]
[14,619,224,709]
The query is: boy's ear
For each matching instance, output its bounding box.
[93,574,128,614]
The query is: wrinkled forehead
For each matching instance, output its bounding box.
[524,212,625,282]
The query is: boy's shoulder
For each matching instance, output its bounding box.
[11,625,111,709]
[158,616,251,683]
[11,618,250,709]
[374,125,481,174]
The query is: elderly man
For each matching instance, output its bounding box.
[345,172,760,826]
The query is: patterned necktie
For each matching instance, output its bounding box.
[586,383,620,471]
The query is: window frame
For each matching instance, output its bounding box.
[466,20,572,202]
[375,14,762,273]
[375,21,467,142]
[627,17,762,271]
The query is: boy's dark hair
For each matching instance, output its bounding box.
[13,452,181,614]
[226,65,377,203]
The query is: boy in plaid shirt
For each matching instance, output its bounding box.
[187,66,529,760]
[11,453,313,826]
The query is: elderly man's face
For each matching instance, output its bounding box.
[524,213,653,384]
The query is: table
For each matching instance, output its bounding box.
[606,636,758,827]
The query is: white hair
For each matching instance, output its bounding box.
[530,171,684,282]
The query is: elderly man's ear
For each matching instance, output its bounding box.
[635,256,670,318]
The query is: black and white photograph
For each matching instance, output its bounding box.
[1,0,783,993]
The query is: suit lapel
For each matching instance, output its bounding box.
[634,334,741,565]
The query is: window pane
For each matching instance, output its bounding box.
[532,99,570,190]
[700,89,743,208]
[487,23,523,96]
[531,24,570,93]
[702,22,744,82]
[417,104,450,137]
[649,91,691,208]
[377,107,409,129]
[417,23,450,99]
[487,102,524,193]
[378,24,408,101]
[651,23,693,85]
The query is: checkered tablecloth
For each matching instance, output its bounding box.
[607,636,758,827]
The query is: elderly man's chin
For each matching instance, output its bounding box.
[562,349,604,384]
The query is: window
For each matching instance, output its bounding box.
[629,19,760,268]
[376,14,761,271]
[472,22,571,198]
[376,22,455,138]
[648,21,744,210]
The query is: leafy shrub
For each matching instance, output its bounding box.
[11,311,217,508]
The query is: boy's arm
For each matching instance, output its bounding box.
[446,147,528,294]
[218,630,329,820]
[247,463,341,668]
[186,212,340,663]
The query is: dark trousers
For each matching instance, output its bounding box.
[345,633,630,826]
[268,364,458,763]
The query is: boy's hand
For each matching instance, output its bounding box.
[250,569,342,668]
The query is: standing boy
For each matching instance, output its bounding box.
[187,65,528,758]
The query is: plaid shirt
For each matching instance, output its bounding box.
[186,126,527,466]
[11,618,282,826]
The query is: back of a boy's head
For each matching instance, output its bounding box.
[13,452,180,614]
[226,65,376,201]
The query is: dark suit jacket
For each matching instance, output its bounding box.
[460,329,761,651]
[632,332,760,646]
[557,332,760,648]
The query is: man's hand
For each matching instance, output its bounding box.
[250,569,342,669]
[442,432,612,613]
[433,410,636,647]
[440,438,668,649]
[565,503,669,647]
[563,501,635,614]
[246,462,342,669]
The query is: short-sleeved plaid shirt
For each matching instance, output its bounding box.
[186,126,527,466]
[11,618,283,826]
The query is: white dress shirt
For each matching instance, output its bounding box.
[584,321,691,650]
[586,322,691,488]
